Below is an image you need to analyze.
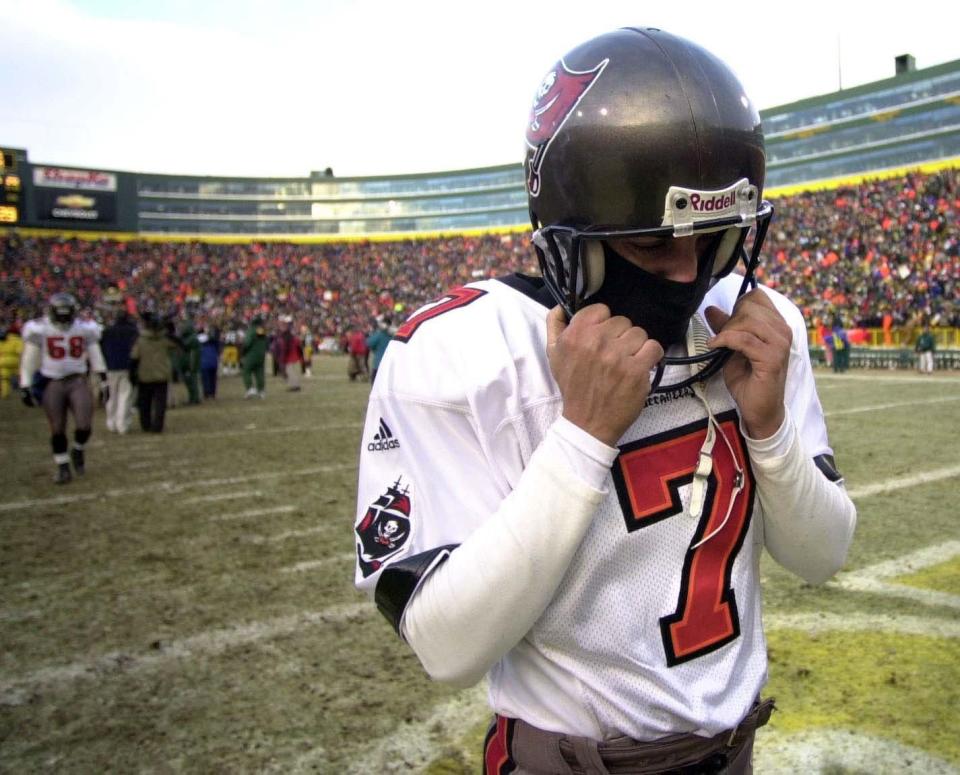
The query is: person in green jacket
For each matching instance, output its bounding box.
[915,324,936,375]
[241,315,268,399]
[129,311,180,432]
[178,320,201,404]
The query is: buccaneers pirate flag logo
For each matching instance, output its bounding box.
[526,57,608,197]
[355,477,412,578]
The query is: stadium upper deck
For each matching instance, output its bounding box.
[2,54,958,239]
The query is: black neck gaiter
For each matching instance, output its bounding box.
[586,243,713,347]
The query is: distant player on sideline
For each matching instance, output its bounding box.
[20,292,109,484]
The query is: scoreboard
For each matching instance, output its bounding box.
[0,148,21,224]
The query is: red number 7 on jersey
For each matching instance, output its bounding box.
[611,411,754,666]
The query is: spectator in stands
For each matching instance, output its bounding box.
[101,307,139,433]
[915,323,936,374]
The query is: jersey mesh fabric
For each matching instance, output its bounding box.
[357,275,825,741]
[489,374,767,741]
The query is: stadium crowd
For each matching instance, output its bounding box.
[1,168,957,347]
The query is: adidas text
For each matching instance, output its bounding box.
[368,439,400,452]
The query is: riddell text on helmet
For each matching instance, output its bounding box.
[689,192,736,212]
[368,438,400,452]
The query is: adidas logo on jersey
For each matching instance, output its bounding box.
[368,418,400,452]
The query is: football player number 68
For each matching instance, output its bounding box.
[46,336,84,359]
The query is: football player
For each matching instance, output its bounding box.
[20,292,109,484]
[354,28,857,774]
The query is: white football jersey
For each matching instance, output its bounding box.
[355,273,831,740]
[22,316,103,380]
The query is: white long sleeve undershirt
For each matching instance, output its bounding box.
[402,410,856,687]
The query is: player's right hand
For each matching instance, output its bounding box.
[20,387,36,408]
[546,304,664,446]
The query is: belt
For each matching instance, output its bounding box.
[505,698,775,775]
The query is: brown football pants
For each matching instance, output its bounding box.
[41,373,93,435]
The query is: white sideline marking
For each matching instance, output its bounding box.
[281,552,353,574]
[846,465,960,500]
[289,684,489,775]
[0,464,357,513]
[183,490,263,503]
[754,729,960,774]
[830,541,960,611]
[0,602,372,706]
[211,505,296,521]
[825,395,960,416]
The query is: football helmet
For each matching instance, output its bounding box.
[48,292,79,328]
[525,27,773,392]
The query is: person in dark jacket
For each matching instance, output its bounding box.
[241,315,269,399]
[129,311,179,432]
[101,309,139,433]
[198,326,222,398]
[178,320,201,405]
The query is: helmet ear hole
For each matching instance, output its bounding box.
[581,240,606,297]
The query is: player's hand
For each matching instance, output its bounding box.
[547,304,664,446]
[704,289,792,439]
[99,375,111,405]
[20,387,36,408]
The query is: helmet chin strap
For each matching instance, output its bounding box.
[685,313,745,548]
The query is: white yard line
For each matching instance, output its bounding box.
[280,553,353,574]
[210,505,296,521]
[0,602,371,707]
[829,541,960,611]
[244,525,331,544]
[816,373,960,384]
[846,465,960,500]
[175,423,361,439]
[824,395,960,416]
[0,464,357,513]
[183,490,264,503]
[766,611,960,639]
[128,459,194,470]
[754,729,960,774]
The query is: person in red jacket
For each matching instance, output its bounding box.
[345,324,369,382]
[278,315,305,392]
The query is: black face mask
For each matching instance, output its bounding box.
[586,243,713,347]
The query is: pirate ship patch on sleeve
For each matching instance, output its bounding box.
[356,477,413,578]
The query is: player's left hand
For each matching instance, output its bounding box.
[20,387,36,408]
[99,374,110,406]
[704,289,792,440]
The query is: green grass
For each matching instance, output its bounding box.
[1,362,958,773]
